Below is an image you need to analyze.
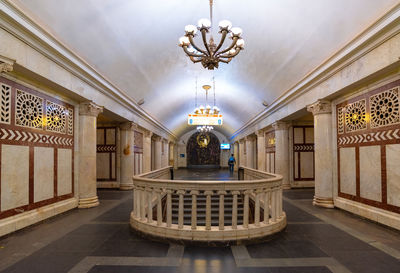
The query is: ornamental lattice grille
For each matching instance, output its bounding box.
[46,101,67,134]
[370,87,399,128]
[15,89,43,129]
[345,99,367,133]
[0,83,11,124]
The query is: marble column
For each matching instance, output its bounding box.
[233,141,239,171]
[153,135,162,170]
[119,121,136,190]
[307,100,334,208]
[246,135,255,169]
[272,121,290,189]
[163,139,169,167]
[173,143,178,169]
[78,101,103,208]
[256,130,266,171]
[168,141,173,166]
[143,130,153,173]
[239,139,246,167]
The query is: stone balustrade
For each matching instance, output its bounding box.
[130,166,286,242]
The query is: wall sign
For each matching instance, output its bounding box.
[188,114,223,125]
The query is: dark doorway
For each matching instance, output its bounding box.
[187,132,220,168]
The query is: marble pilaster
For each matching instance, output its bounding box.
[307,100,334,208]
[153,135,162,170]
[78,101,103,208]
[246,135,256,169]
[239,139,246,167]
[272,121,290,189]
[256,130,266,171]
[233,142,239,171]
[143,129,153,173]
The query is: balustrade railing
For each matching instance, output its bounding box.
[130,166,286,242]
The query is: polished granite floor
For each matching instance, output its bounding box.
[1,169,400,273]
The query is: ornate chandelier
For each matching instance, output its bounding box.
[178,0,244,70]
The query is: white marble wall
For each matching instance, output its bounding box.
[359,145,381,202]
[386,144,400,207]
[58,148,72,196]
[34,147,54,203]
[339,147,357,196]
[1,145,29,211]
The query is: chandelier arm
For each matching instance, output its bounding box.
[219,48,242,59]
[212,30,228,57]
[189,56,203,63]
[182,46,205,58]
[219,59,231,64]
[201,29,212,56]
[187,35,208,55]
[215,36,239,56]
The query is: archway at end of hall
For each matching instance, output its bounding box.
[187,131,220,168]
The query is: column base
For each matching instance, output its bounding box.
[78,196,99,208]
[119,183,133,190]
[282,183,291,190]
[313,196,334,208]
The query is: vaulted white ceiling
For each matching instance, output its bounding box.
[10,0,399,137]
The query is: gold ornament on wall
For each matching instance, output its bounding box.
[123,144,130,155]
[197,133,210,148]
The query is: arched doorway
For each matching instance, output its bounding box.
[187,132,220,168]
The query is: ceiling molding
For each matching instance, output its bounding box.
[231,2,400,141]
[0,0,176,140]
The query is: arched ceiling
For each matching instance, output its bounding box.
[10,0,399,138]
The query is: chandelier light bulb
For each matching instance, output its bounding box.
[185,24,198,35]
[231,27,242,37]
[236,38,245,48]
[228,48,236,55]
[179,36,190,46]
[218,20,232,30]
[197,18,211,29]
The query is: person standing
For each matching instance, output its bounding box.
[228,154,236,173]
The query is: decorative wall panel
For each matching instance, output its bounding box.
[96,127,117,181]
[336,79,400,214]
[293,126,314,181]
[265,131,275,173]
[0,83,11,124]
[370,87,399,128]
[15,89,43,129]
[344,99,367,133]
[46,101,67,134]
[0,76,74,220]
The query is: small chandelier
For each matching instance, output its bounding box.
[178,0,244,70]
[197,125,214,132]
